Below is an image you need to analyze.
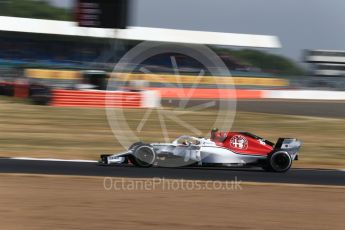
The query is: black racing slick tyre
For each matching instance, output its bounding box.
[263,151,292,173]
[129,144,156,168]
[129,142,144,150]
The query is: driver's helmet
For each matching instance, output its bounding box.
[211,128,219,139]
[211,128,219,133]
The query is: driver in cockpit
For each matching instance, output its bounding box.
[210,128,227,142]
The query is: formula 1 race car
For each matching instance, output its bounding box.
[99,129,302,172]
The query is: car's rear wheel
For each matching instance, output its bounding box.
[263,151,292,172]
[130,144,156,168]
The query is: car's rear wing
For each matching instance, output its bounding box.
[275,138,302,160]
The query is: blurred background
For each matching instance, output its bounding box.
[0,0,344,168]
[0,1,344,230]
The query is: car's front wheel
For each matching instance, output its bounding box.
[129,142,144,150]
[129,144,156,168]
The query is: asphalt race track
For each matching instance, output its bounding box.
[237,100,345,118]
[0,158,344,186]
[163,99,345,118]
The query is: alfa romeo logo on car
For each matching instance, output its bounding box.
[106,41,237,162]
[230,135,248,150]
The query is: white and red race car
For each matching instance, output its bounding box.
[99,130,302,172]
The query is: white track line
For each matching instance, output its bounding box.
[10,157,97,163]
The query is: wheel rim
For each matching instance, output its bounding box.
[271,152,291,171]
[135,147,155,166]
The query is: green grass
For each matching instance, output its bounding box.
[0,97,344,168]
